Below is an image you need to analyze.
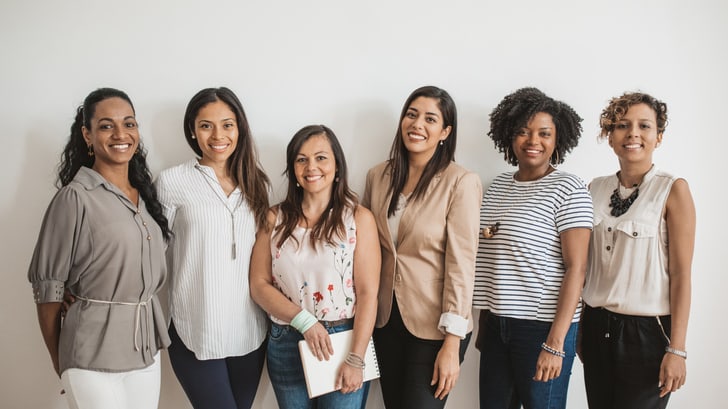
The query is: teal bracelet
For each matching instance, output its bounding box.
[290,309,318,334]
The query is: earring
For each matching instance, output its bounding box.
[296,182,300,187]
[504,148,511,164]
[439,140,444,146]
[191,134,196,139]
[552,149,560,166]
[87,144,94,157]
[335,176,340,182]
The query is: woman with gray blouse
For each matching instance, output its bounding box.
[28,88,171,409]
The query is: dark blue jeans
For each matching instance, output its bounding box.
[267,321,369,409]
[478,312,577,409]
[167,322,266,409]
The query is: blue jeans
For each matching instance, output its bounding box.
[478,313,577,409]
[267,321,369,409]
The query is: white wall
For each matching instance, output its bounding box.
[1,1,725,408]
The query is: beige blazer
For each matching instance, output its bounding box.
[362,161,482,340]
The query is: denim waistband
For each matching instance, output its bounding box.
[273,318,354,331]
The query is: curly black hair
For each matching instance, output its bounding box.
[488,87,583,166]
[57,87,171,240]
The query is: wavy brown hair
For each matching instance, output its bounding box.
[274,125,358,249]
[599,92,668,139]
[183,87,270,230]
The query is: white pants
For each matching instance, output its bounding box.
[60,353,161,409]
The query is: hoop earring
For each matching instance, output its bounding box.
[87,144,94,157]
[552,149,560,166]
[504,148,511,164]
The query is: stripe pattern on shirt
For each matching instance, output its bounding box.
[473,170,593,322]
[156,160,268,359]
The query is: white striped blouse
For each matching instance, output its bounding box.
[473,170,593,323]
[156,160,268,360]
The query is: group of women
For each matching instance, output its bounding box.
[28,84,694,409]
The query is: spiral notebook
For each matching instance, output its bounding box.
[298,330,380,398]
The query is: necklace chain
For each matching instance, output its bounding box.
[482,170,550,239]
[196,165,243,259]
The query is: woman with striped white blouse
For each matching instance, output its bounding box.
[156,87,271,409]
[473,87,593,409]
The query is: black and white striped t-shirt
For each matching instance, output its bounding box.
[473,170,593,322]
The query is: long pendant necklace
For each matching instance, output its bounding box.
[609,179,639,217]
[482,168,552,239]
[196,165,243,259]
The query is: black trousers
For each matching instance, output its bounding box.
[374,298,470,409]
[167,322,266,409]
[581,304,672,409]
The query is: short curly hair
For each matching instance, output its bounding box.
[488,87,583,166]
[599,92,668,139]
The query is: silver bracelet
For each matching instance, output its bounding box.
[541,342,566,358]
[665,346,687,359]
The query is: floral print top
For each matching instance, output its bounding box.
[269,208,357,324]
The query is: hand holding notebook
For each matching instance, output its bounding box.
[298,329,380,398]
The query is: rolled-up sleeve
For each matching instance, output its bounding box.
[440,172,482,338]
[28,187,86,303]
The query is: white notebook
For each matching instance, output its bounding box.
[297,330,380,398]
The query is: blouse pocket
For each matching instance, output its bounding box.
[615,220,657,240]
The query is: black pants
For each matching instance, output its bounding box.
[374,298,470,409]
[581,304,672,409]
[168,322,266,409]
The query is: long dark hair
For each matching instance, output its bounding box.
[57,87,170,240]
[274,125,358,249]
[183,87,270,230]
[386,85,457,217]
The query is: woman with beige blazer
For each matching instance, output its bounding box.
[362,86,482,409]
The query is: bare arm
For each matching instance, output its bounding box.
[659,178,695,397]
[534,227,591,382]
[36,302,63,376]
[249,208,334,360]
[337,206,381,393]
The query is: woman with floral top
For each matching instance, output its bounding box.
[250,124,380,409]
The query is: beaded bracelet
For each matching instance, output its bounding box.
[541,342,566,358]
[344,352,366,369]
[665,346,687,359]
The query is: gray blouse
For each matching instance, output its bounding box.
[28,167,170,374]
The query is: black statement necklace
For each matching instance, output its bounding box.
[609,181,639,217]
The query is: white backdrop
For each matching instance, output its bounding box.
[1,1,725,408]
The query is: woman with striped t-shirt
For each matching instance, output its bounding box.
[474,88,593,409]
